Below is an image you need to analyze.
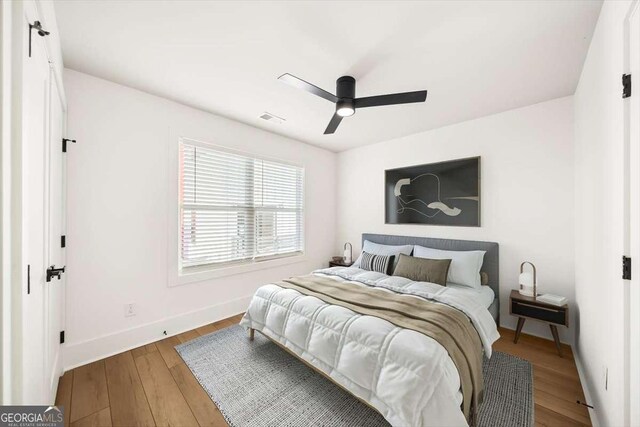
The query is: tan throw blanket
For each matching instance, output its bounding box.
[279,275,484,423]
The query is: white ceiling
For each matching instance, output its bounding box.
[54,0,602,152]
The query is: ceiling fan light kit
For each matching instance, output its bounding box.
[336,101,355,117]
[278,73,427,135]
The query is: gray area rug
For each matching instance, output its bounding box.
[175,325,533,427]
[477,351,534,427]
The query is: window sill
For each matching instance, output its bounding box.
[169,253,307,287]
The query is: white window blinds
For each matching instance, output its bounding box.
[179,139,304,269]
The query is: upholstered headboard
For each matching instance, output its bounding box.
[361,233,500,318]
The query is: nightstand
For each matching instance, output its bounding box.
[509,290,568,357]
[329,259,354,268]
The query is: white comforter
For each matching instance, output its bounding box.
[239,267,500,427]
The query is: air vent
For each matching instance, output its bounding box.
[259,112,285,124]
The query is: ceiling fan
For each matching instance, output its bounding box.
[278,73,427,134]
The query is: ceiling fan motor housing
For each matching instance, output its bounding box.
[336,76,356,114]
[336,76,356,99]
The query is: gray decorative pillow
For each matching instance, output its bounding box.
[392,254,451,286]
[360,251,395,275]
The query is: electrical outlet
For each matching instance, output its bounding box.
[124,303,136,317]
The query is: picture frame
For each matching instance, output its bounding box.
[385,156,481,226]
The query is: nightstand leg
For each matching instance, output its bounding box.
[249,328,255,341]
[549,324,563,357]
[514,317,526,343]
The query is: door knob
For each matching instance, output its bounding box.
[46,265,65,282]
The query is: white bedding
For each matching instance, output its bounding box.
[446,283,495,309]
[240,267,500,427]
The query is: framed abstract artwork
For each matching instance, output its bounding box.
[385,157,480,226]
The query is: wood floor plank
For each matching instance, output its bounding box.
[535,389,591,425]
[493,338,579,376]
[170,362,227,427]
[196,319,233,336]
[55,370,74,427]
[499,327,573,355]
[177,330,200,344]
[131,343,158,359]
[500,328,574,360]
[534,366,586,403]
[534,403,590,427]
[135,352,198,427]
[533,364,583,389]
[70,361,109,423]
[70,407,112,427]
[156,336,183,368]
[104,351,156,427]
[228,313,244,324]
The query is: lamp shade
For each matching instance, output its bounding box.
[343,242,353,264]
[519,271,535,297]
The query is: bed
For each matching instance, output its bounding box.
[240,234,500,427]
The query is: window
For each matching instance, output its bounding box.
[179,139,304,270]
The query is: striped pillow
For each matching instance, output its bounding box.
[360,251,395,275]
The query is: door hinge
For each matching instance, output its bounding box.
[61,235,66,248]
[27,264,31,294]
[60,331,65,344]
[623,256,632,280]
[623,74,632,98]
[62,138,76,153]
[28,21,50,58]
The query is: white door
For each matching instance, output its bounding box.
[22,10,50,405]
[628,2,640,426]
[45,70,65,402]
[22,7,65,404]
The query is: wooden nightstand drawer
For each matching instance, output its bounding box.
[511,299,567,325]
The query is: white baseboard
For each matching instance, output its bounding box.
[63,295,252,371]
[574,351,600,427]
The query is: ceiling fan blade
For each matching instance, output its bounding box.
[278,73,338,103]
[324,113,343,134]
[355,90,427,109]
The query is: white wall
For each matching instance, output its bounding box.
[63,69,337,369]
[574,1,633,426]
[337,96,575,343]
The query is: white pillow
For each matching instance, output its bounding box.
[353,241,414,270]
[413,245,486,289]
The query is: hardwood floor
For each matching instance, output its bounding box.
[494,328,592,427]
[55,316,240,427]
[56,317,591,427]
